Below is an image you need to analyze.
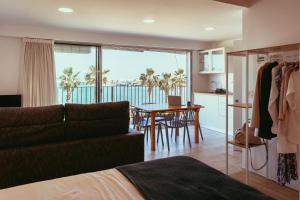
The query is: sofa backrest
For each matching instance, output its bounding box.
[64,101,129,140]
[0,105,65,149]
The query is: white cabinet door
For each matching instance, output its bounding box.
[194,93,208,126]
[194,93,233,133]
[218,95,233,134]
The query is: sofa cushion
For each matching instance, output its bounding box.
[0,105,65,149]
[64,101,129,140]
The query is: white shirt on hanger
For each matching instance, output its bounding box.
[277,67,297,153]
[286,69,300,145]
[268,65,281,134]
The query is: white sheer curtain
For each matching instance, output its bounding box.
[21,38,57,107]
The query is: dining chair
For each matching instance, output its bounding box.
[180,109,204,141]
[167,96,181,106]
[159,110,191,151]
[130,107,164,145]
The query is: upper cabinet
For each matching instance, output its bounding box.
[199,47,225,74]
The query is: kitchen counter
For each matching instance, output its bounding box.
[194,92,233,96]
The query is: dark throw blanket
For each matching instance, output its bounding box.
[117,156,273,200]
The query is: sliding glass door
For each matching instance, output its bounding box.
[102,47,191,105]
[54,43,191,105]
[54,44,97,104]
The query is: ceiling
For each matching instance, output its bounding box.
[0,0,243,42]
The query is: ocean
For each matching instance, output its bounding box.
[57,85,187,105]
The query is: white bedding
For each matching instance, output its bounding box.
[0,169,144,200]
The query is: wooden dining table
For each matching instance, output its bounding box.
[133,103,204,151]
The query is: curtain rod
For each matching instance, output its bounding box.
[55,40,197,53]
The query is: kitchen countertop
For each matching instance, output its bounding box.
[194,92,233,96]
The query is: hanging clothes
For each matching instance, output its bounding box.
[286,69,300,144]
[275,63,299,186]
[258,61,278,139]
[279,65,295,120]
[251,63,267,129]
[268,65,281,134]
[251,59,298,186]
[277,153,298,186]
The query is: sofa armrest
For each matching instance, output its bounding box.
[0,131,144,189]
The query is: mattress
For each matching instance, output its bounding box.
[0,156,273,200]
[0,169,144,200]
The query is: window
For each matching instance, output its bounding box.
[54,44,97,104]
[102,47,191,105]
[54,43,191,105]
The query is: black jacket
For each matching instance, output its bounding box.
[258,62,278,139]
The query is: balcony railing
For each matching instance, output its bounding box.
[57,85,187,105]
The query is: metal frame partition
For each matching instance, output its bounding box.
[225,52,250,184]
[225,43,300,186]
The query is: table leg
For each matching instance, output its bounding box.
[194,109,200,144]
[151,112,156,151]
[176,111,180,136]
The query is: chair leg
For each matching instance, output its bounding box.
[199,124,204,141]
[144,127,147,142]
[183,126,186,143]
[165,125,170,151]
[171,128,174,138]
[157,126,160,144]
[186,126,191,148]
[158,124,164,146]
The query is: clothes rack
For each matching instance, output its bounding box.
[225,43,300,190]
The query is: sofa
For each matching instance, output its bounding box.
[0,101,144,189]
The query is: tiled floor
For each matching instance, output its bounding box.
[143,127,298,200]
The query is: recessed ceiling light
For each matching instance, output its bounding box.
[58,7,74,13]
[143,17,155,24]
[204,27,216,31]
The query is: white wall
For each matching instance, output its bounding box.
[0,24,211,95]
[0,24,210,50]
[242,0,300,50]
[0,36,22,95]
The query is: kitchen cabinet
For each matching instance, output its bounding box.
[194,92,233,134]
[199,47,225,74]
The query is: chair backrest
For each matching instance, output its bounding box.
[185,109,195,121]
[163,111,187,128]
[168,96,181,106]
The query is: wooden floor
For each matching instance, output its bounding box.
[143,127,298,200]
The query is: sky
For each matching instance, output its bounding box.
[55,46,188,84]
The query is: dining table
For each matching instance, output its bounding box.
[133,103,204,151]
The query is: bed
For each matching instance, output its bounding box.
[0,156,273,200]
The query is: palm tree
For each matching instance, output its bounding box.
[159,73,176,102]
[139,68,159,103]
[102,69,110,86]
[85,65,96,85]
[173,68,186,96]
[85,65,110,86]
[59,67,81,102]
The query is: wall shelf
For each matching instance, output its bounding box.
[227,140,264,149]
[228,103,252,109]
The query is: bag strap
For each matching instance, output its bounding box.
[249,140,268,171]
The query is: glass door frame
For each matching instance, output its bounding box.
[55,41,192,105]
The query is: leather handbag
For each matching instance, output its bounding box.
[234,123,263,145]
